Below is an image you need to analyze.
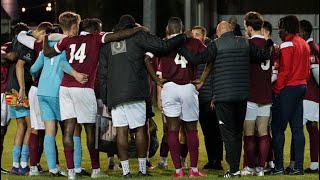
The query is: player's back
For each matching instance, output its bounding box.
[248,36,272,104]
[159,38,205,85]
[57,32,104,88]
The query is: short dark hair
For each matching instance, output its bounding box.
[167,17,183,33]
[81,18,102,33]
[11,22,29,39]
[244,11,264,31]
[262,21,273,36]
[278,15,300,34]
[300,20,313,36]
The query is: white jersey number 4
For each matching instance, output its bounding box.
[174,53,188,68]
[69,43,87,63]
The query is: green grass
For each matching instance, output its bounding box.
[1,107,319,179]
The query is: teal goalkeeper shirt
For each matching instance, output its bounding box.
[30,41,73,97]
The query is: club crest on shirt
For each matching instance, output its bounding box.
[111,40,127,55]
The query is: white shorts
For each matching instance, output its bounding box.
[303,100,319,125]
[245,101,271,121]
[161,82,199,122]
[59,87,97,123]
[29,86,44,130]
[111,101,146,129]
[1,93,10,126]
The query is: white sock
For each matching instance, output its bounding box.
[121,160,130,176]
[56,164,61,171]
[268,161,275,169]
[175,168,182,174]
[138,158,147,174]
[108,157,114,166]
[13,162,19,168]
[74,167,82,173]
[20,162,28,168]
[160,157,167,165]
[50,168,58,174]
[191,167,198,173]
[310,162,319,170]
[289,161,295,169]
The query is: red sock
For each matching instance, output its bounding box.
[37,130,45,164]
[160,142,169,157]
[243,151,248,168]
[168,130,182,169]
[307,124,319,162]
[89,148,100,169]
[180,143,188,158]
[243,136,256,168]
[187,130,199,168]
[64,148,74,169]
[29,133,39,166]
[258,135,270,167]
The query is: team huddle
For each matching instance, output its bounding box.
[0,10,319,179]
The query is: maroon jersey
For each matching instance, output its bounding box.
[158,37,205,85]
[304,39,319,103]
[248,35,272,104]
[34,41,43,56]
[54,32,105,88]
[1,42,11,93]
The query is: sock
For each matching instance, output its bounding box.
[138,158,147,174]
[307,124,319,163]
[121,160,130,176]
[168,130,182,169]
[73,136,82,170]
[289,161,295,169]
[180,143,188,158]
[258,135,270,167]
[88,148,100,169]
[187,130,199,168]
[21,144,29,167]
[20,162,28,168]
[44,135,57,171]
[12,145,21,167]
[269,161,275,168]
[310,162,319,170]
[108,157,114,166]
[160,142,169,157]
[64,148,74,169]
[29,133,39,166]
[38,130,45,163]
[191,167,199,173]
[55,142,60,165]
[243,136,256,168]
[160,156,167,165]
[175,168,182,174]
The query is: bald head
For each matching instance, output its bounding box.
[216,21,232,38]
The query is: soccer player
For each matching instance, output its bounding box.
[30,39,87,176]
[98,14,189,178]
[191,25,223,170]
[6,22,35,176]
[1,41,13,174]
[43,11,148,179]
[299,19,319,174]
[271,15,310,176]
[158,17,206,178]
[241,12,271,177]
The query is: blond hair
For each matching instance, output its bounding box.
[58,11,81,31]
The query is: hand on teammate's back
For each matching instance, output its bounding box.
[74,72,89,84]
[184,30,193,38]
[191,79,204,90]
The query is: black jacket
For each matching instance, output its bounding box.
[98,31,186,108]
[180,31,271,102]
